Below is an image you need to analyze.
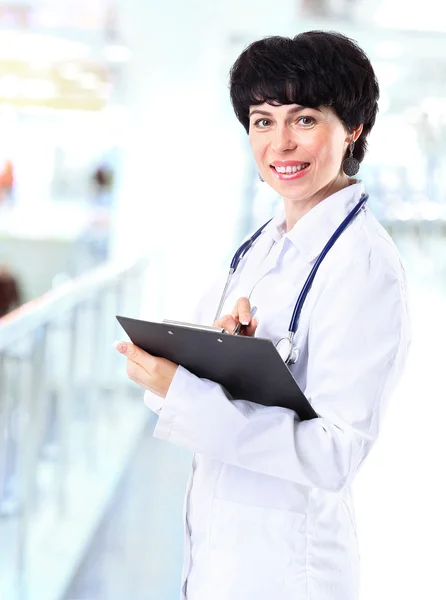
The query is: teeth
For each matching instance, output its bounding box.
[275,164,308,174]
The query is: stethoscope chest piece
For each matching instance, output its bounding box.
[276,336,299,365]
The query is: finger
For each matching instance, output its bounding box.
[213,315,237,333]
[243,316,259,337]
[232,297,252,325]
[113,341,156,371]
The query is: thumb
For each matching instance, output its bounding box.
[113,341,145,365]
[244,316,259,337]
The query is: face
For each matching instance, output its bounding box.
[249,103,358,204]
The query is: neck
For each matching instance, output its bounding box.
[284,175,353,232]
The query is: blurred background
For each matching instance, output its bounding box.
[0,0,445,599]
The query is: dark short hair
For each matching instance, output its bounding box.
[229,31,379,163]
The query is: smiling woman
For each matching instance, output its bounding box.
[116,30,410,600]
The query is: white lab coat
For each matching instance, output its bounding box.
[144,182,411,600]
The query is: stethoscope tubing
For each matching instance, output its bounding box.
[288,193,368,336]
[215,193,369,362]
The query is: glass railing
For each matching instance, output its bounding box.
[0,257,149,600]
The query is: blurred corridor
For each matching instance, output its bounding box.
[1,1,446,599]
[64,416,191,600]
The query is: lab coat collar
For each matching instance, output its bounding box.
[267,181,365,263]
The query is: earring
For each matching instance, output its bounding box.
[342,141,360,177]
[258,172,264,182]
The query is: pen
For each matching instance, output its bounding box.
[232,306,257,336]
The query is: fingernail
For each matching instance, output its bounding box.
[113,340,127,353]
[241,318,250,326]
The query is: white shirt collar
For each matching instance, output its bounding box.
[265,181,365,263]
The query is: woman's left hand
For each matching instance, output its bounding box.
[114,341,178,398]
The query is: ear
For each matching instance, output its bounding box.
[349,124,363,143]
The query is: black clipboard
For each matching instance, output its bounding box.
[116,316,318,421]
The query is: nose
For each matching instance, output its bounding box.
[271,124,297,153]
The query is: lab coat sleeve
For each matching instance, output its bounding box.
[152,258,411,492]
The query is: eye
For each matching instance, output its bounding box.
[297,116,315,126]
[253,118,272,128]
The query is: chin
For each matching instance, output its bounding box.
[270,180,313,201]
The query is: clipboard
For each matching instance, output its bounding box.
[116,315,318,421]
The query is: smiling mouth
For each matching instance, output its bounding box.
[270,162,311,180]
[272,163,310,174]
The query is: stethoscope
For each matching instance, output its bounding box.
[214,193,369,365]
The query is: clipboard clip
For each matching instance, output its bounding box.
[162,319,226,334]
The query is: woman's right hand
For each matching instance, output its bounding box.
[213,297,258,337]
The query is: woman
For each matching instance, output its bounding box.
[115,31,410,600]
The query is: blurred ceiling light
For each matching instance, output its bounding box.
[29,58,52,71]
[0,74,20,98]
[80,72,100,90]
[59,63,82,81]
[103,44,131,63]
[21,79,58,100]
[0,32,89,61]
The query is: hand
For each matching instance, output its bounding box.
[113,341,178,398]
[213,296,258,337]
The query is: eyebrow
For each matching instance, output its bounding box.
[248,105,322,118]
